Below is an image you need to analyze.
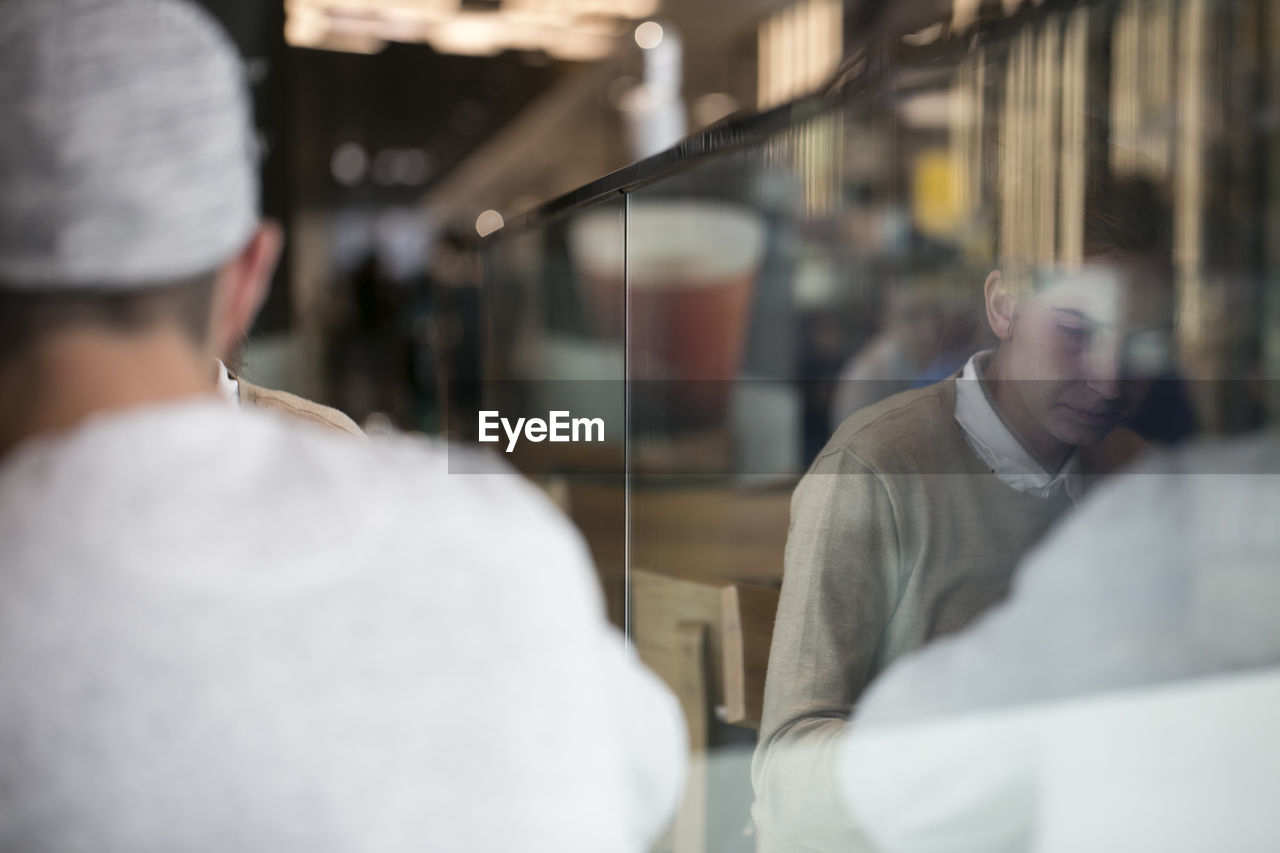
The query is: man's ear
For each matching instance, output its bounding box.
[984,270,1017,341]
[208,221,283,361]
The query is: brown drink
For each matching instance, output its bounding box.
[571,201,765,430]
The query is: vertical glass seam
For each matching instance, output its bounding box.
[622,188,634,657]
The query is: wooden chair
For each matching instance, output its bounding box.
[631,569,780,853]
[631,570,722,853]
[719,583,780,730]
[561,483,790,852]
[555,480,790,637]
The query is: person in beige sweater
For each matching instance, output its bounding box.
[217,358,363,438]
[752,176,1175,851]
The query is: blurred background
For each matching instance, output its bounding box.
[204,0,809,432]
[206,0,1278,445]
[206,2,1278,850]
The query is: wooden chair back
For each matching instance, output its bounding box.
[630,569,724,853]
[719,583,780,729]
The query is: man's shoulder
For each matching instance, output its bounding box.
[237,420,592,596]
[234,411,553,521]
[235,376,364,438]
[4,400,584,595]
[44,399,556,539]
[97,403,576,570]
[818,380,962,474]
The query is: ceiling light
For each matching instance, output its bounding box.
[398,149,432,184]
[287,0,647,59]
[424,14,509,56]
[540,30,614,61]
[476,209,505,237]
[372,149,400,185]
[331,142,369,186]
[634,20,663,49]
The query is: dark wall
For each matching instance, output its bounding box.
[195,0,293,333]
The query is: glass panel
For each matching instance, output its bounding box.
[481,195,627,625]
[479,1,1277,850]
[621,2,1278,852]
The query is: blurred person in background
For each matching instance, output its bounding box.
[325,252,412,429]
[838,429,1280,851]
[0,2,684,851]
[752,175,1174,852]
[829,272,946,427]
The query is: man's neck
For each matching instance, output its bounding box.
[0,327,217,458]
[980,348,1073,472]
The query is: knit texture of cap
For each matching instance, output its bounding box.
[0,0,257,290]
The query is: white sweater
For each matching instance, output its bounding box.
[837,432,1280,851]
[0,399,684,852]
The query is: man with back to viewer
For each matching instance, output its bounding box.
[751,174,1176,851]
[0,2,684,850]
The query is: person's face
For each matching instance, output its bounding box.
[998,254,1173,448]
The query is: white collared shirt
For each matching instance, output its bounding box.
[215,359,240,408]
[954,351,1083,502]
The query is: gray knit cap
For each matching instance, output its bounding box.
[0,0,257,290]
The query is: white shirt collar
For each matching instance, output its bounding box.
[215,360,240,408]
[954,351,1082,502]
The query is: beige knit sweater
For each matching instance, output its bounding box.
[235,374,364,438]
[751,378,1141,851]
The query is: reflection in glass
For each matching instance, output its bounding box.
[479,1,1278,850]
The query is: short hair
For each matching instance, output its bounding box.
[1002,173,1175,300]
[1083,173,1173,262]
[0,273,218,363]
